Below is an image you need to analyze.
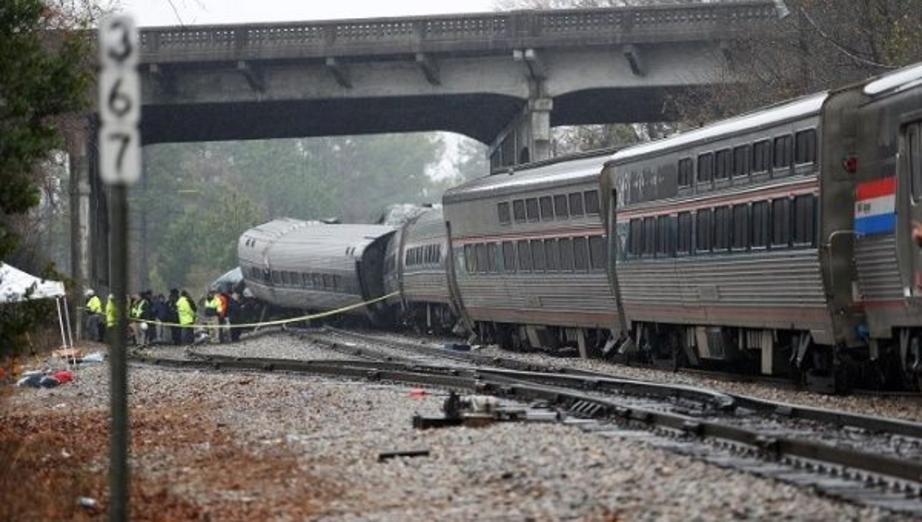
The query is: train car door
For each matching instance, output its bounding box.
[898,119,922,303]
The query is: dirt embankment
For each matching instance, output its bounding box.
[0,387,337,521]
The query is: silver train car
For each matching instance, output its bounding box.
[384,206,456,331]
[238,218,395,321]
[443,151,619,354]
[602,62,922,388]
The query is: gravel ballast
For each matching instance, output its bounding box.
[2,333,910,520]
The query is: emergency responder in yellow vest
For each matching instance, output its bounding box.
[205,291,222,343]
[176,290,196,344]
[105,293,117,343]
[85,289,104,341]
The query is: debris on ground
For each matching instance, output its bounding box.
[77,496,98,512]
[82,352,105,363]
[52,348,83,361]
[15,369,74,388]
[377,449,430,462]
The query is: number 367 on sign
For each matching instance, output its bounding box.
[98,15,141,185]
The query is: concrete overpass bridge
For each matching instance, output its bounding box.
[67,1,781,296]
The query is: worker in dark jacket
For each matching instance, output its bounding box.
[228,292,242,342]
[151,294,169,344]
[168,289,181,345]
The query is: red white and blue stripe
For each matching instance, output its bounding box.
[855,177,897,236]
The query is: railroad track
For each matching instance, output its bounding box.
[131,333,922,515]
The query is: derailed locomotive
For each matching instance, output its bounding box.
[239,63,922,389]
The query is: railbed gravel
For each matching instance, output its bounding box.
[6,333,908,520]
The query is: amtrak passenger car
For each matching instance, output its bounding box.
[238,219,395,321]
[444,151,619,354]
[603,62,922,388]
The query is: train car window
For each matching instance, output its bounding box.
[793,194,816,245]
[771,198,791,247]
[714,206,731,251]
[574,237,590,270]
[464,245,475,273]
[773,135,793,170]
[642,217,656,257]
[513,200,526,223]
[321,274,331,289]
[695,209,712,253]
[280,271,290,285]
[332,275,341,290]
[554,194,569,218]
[732,204,749,250]
[910,123,922,201]
[589,235,606,270]
[502,241,516,272]
[486,243,498,272]
[794,129,817,164]
[715,149,732,179]
[733,145,751,177]
[539,196,554,220]
[678,158,693,187]
[531,240,546,271]
[629,218,642,257]
[498,202,511,225]
[404,250,412,266]
[697,153,714,183]
[526,198,540,221]
[656,215,674,257]
[435,245,442,264]
[517,240,533,271]
[545,239,560,270]
[558,237,574,270]
[569,193,585,216]
[677,212,692,254]
[751,201,769,248]
[584,190,600,215]
[302,273,311,288]
[752,140,771,172]
[475,243,489,273]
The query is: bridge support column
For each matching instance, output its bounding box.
[489,97,553,170]
[66,123,91,339]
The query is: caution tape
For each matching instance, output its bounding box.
[97,291,399,330]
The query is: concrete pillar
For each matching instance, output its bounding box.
[66,122,92,339]
[488,96,553,170]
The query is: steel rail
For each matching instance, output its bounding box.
[309,327,922,438]
[477,378,922,484]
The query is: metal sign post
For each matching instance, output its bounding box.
[98,15,141,522]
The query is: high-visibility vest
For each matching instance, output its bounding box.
[106,298,117,327]
[87,295,102,314]
[176,297,195,325]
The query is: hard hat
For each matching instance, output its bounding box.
[140,322,148,331]
[84,288,95,297]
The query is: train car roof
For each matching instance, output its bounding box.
[241,219,394,264]
[863,62,922,97]
[606,92,827,166]
[443,150,611,204]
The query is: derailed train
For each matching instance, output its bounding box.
[239,63,922,390]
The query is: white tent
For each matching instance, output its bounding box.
[0,262,75,359]
[0,263,66,303]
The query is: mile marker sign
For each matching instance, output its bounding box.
[98,15,141,186]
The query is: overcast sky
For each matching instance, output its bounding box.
[120,0,496,27]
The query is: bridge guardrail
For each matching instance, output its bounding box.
[138,1,777,63]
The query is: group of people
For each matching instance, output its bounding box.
[84,287,252,346]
